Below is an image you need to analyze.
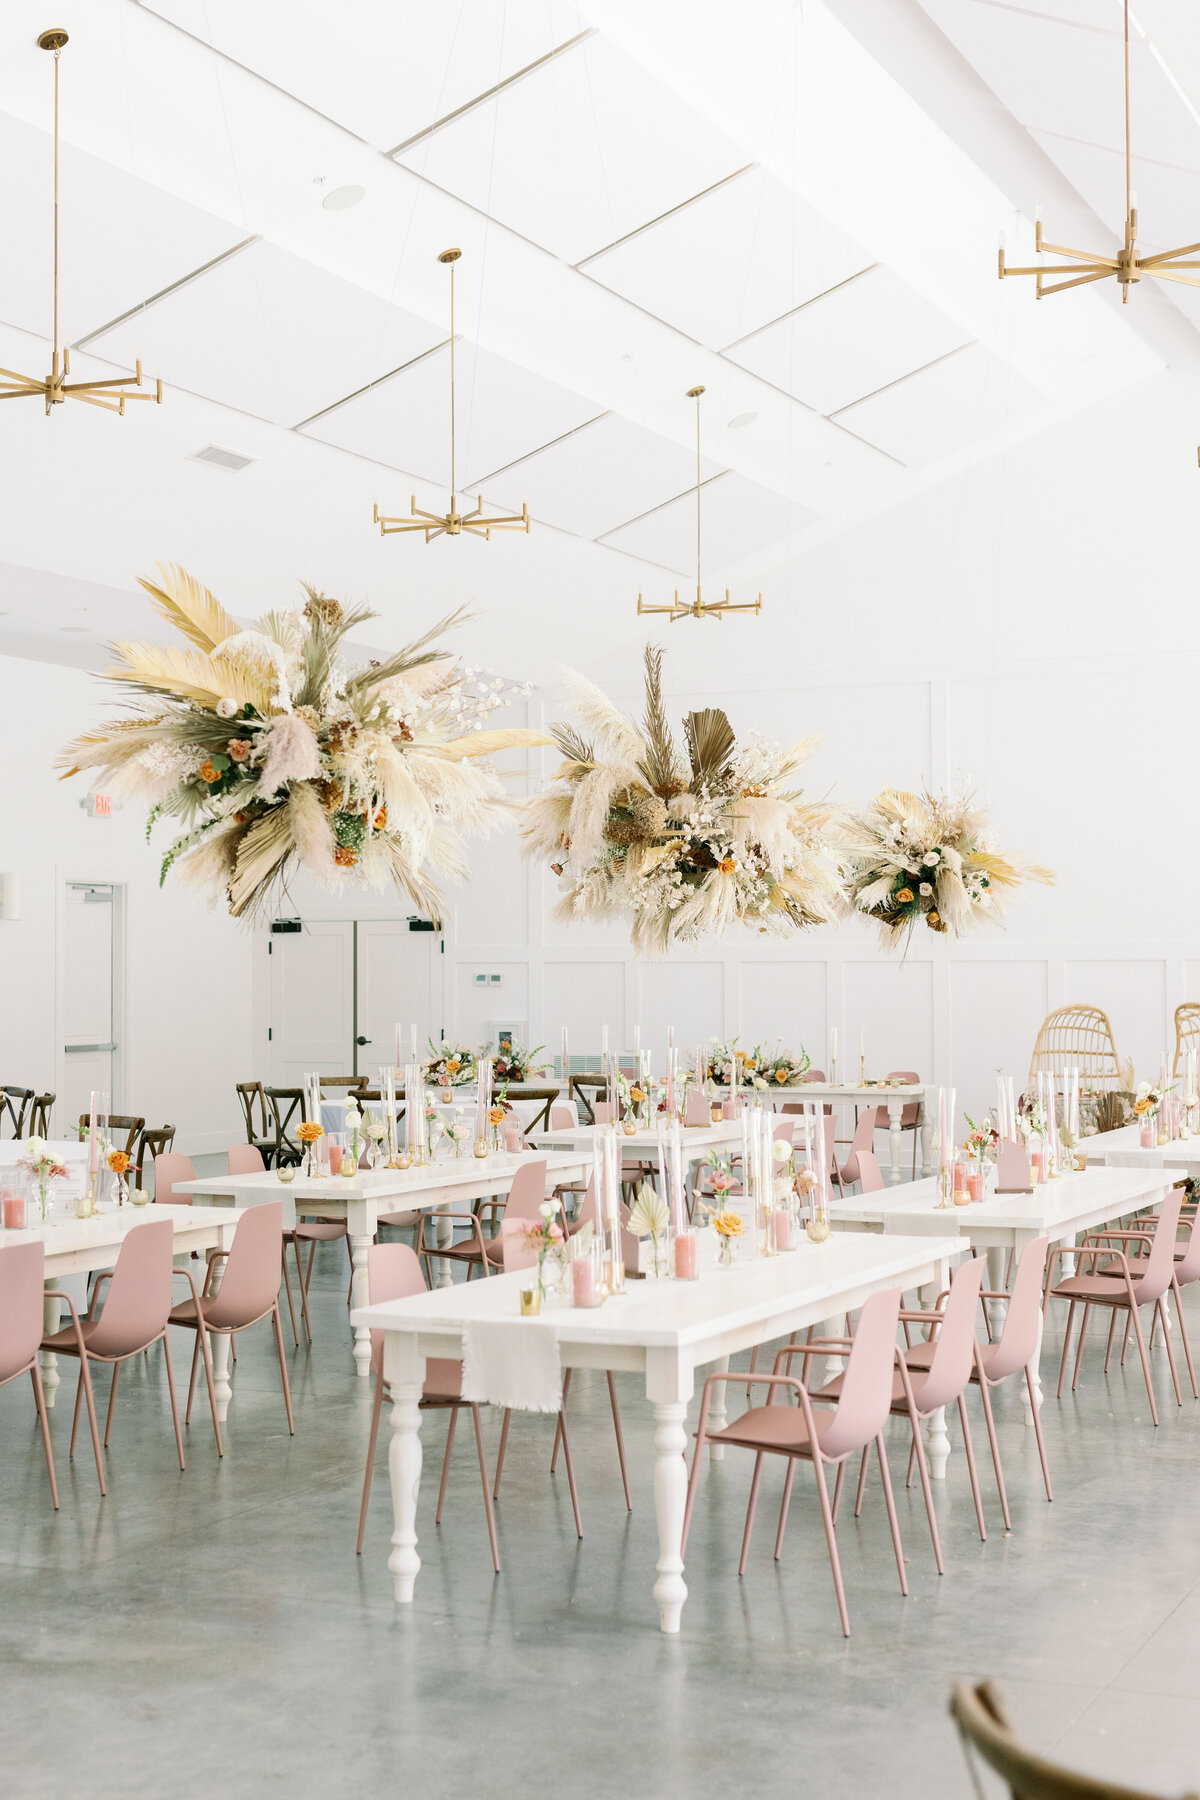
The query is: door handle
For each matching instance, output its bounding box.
[356,1036,371,1046]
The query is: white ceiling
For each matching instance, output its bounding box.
[0,0,1185,678]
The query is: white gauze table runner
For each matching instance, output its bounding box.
[461,1317,563,1412]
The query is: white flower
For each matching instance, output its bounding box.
[919,882,933,897]
[25,1135,45,1159]
[922,849,941,866]
[216,697,239,719]
[343,1104,361,1127]
[539,1200,556,1221]
[771,1138,792,1163]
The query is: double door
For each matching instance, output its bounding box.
[266,920,443,1087]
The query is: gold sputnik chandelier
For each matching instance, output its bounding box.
[998,0,1200,303]
[637,386,762,623]
[0,30,163,415]
[374,248,530,542]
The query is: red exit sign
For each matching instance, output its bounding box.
[83,793,113,818]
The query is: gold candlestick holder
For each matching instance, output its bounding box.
[935,1166,954,1210]
[474,1138,490,1159]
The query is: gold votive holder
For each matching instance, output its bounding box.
[75,1176,97,1221]
[519,1286,541,1316]
[276,1167,295,1184]
[805,1216,830,1244]
[393,1152,413,1170]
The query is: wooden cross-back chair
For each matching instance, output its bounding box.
[264,1087,306,1166]
[135,1125,176,1191]
[0,1087,35,1137]
[236,1081,278,1166]
[1174,1003,1200,1078]
[569,1075,612,1124]
[28,1093,54,1137]
[1028,1006,1122,1091]
[77,1113,144,1158]
[950,1680,1197,1800]
[498,1086,560,1134]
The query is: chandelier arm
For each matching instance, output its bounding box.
[1036,269,1116,296]
[0,386,47,400]
[68,390,127,413]
[1139,243,1200,266]
[1035,237,1119,265]
[1002,261,1113,279]
[1135,267,1200,288]
[61,375,154,394]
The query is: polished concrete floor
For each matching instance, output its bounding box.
[3,1233,1200,1800]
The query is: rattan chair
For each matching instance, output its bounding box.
[235,1081,278,1166]
[77,1113,144,1158]
[1028,1006,1122,1091]
[950,1680,1197,1799]
[136,1125,176,1191]
[27,1093,54,1137]
[0,1087,35,1137]
[1174,1003,1200,1078]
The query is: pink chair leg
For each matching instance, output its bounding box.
[103,1360,120,1448]
[606,1371,632,1512]
[813,1455,851,1637]
[774,1458,797,1560]
[1157,1297,1183,1407]
[737,1453,765,1576]
[907,1408,945,1575]
[976,1367,1011,1532]
[1172,1276,1198,1398]
[1056,1300,1077,1398]
[549,1368,570,1473]
[1103,1309,1119,1374]
[191,1318,223,1457]
[830,1456,846,1524]
[1128,1301,1158,1425]
[162,1335,185,1471]
[681,1423,708,1555]
[1025,1365,1053,1501]
[957,1394,986,1542]
[852,1444,870,1517]
[1070,1303,1092,1392]
[470,1404,500,1573]
[875,1436,907,1597]
[555,1406,584,1539]
[31,1365,58,1510]
[493,1409,512,1497]
[69,1358,106,1496]
[272,1305,295,1434]
[185,1333,200,1424]
[356,1374,385,1554]
[435,1405,459,1523]
[280,1258,300,1348]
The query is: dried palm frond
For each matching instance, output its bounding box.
[106,641,274,712]
[684,707,735,788]
[637,644,683,796]
[138,563,240,652]
[550,723,594,768]
[439,727,553,760]
[343,607,471,693]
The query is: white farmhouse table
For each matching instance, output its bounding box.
[352,1228,962,1635]
[831,1163,1178,1406]
[176,1150,590,1384]
[1081,1124,1200,1177]
[4,1201,243,1409]
[529,1119,743,1165]
[738,1083,932,1183]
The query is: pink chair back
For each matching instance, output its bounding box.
[203,1200,286,1331]
[87,1217,175,1358]
[550,1103,576,1129]
[881,1071,921,1130]
[773,1118,795,1146]
[914,1255,987,1412]
[804,1070,826,1082]
[1173,1191,1200,1282]
[500,1218,539,1273]
[0,1240,46,1384]
[153,1151,196,1204]
[987,1236,1048,1379]
[855,1150,884,1194]
[228,1144,265,1176]
[575,1176,636,1268]
[685,1089,711,1126]
[1128,1187,1185,1304]
[366,1242,426,1376]
[821,1287,902,1459]
[837,1109,878,1187]
[593,1102,614,1124]
[500,1159,549,1224]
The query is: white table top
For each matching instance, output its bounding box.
[0,1140,85,1170]
[530,1121,741,1156]
[5,1201,243,1269]
[1081,1124,1200,1173]
[353,1228,963,1352]
[834,1162,1177,1239]
[175,1148,589,1207]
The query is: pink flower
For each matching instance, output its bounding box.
[227,739,252,763]
[709,1171,736,1194]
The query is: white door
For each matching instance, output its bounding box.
[356,920,444,1078]
[62,882,118,1130]
[267,921,355,1086]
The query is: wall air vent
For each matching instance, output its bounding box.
[189,444,255,473]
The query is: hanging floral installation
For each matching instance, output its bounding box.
[521,646,840,955]
[58,566,546,920]
[836,788,1054,947]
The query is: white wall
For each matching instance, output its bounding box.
[0,657,253,1154]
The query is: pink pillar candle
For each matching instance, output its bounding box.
[674,1230,698,1280]
[1030,1148,1045,1182]
[572,1257,598,1308]
[1140,1119,1156,1149]
[967,1171,983,1204]
[2,1192,25,1230]
[770,1210,791,1253]
[328,1142,343,1175]
[505,1121,522,1154]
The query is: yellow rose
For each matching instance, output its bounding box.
[775,1067,789,1083]
[895,887,914,906]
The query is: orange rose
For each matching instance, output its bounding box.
[895,887,914,906]
[719,857,737,874]
[334,845,358,867]
[199,761,221,784]
[107,1150,130,1175]
[775,1067,789,1083]
[297,1121,324,1143]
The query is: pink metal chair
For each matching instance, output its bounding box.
[167,1198,294,1454]
[681,1288,910,1636]
[152,1151,196,1203]
[815,1255,993,1571]
[41,1216,186,1491]
[416,1158,549,1281]
[226,1143,310,1346]
[356,1243,499,1570]
[549,1101,589,1214]
[904,1236,1053,1524]
[855,1149,885,1195]
[1046,1186,1185,1425]
[834,1110,877,1192]
[0,1241,58,1509]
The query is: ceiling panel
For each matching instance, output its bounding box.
[598,471,820,576]
[0,111,242,345]
[579,167,872,351]
[917,0,1200,172]
[302,338,601,488]
[395,33,747,266]
[832,343,1046,466]
[724,266,973,416]
[1031,129,1200,250]
[138,0,587,151]
[482,413,723,540]
[87,240,445,426]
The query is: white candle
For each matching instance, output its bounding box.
[561,1025,569,1083]
[634,1024,641,1057]
[601,1023,609,1059]
[88,1092,99,1175]
[410,1023,418,1062]
[829,1026,838,1084]
[938,1086,956,1170]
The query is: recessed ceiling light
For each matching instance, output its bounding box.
[189,444,255,473]
[322,184,366,212]
[728,411,758,429]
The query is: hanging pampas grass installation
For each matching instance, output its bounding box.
[58,565,547,920]
[836,787,1054,948]
[522,646,840,954]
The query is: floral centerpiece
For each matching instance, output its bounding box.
[964,1115,998,1164]
[1132,1081,1168,1121]
[107,1148,132,1205]
[491,1042,548,1085]
[707,1038,811,1089]
[707,1207,744,1268]
[522,646,840,954]
[297,1119,323,1175]
[57,566,547,920]
[837,788,1053,948]
[518,1201,567,1300]
[701,1150,739,1203]
[423,1040,478,1088]
[19,1138,69,1221]
[627,1182,671,1278]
